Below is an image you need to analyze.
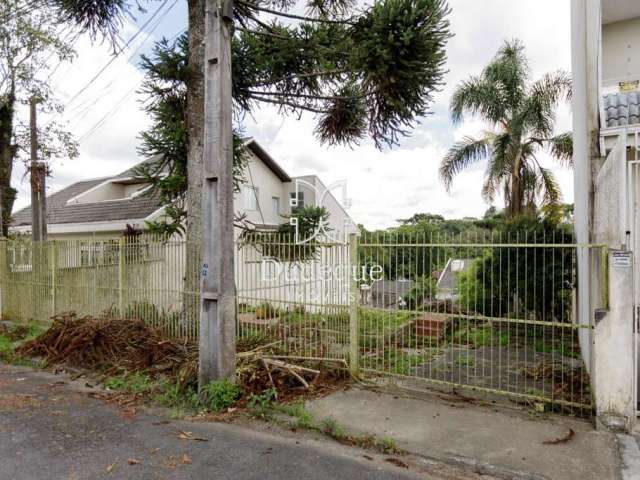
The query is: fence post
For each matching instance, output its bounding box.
[118,237,125,315]
[0,238,6,320]
[50,241,56,317]
[349,233,359,376]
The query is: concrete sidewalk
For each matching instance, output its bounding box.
[308,387,621,480]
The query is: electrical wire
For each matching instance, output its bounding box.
[76,26,186,144]
[66,6,181,127]
[62,0,170,109]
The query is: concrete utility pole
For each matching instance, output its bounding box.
[198,0,236,387]
[29,97,47,243]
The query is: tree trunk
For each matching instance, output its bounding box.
[508,151,524,217]
[509,172,524,217]
[0,91,17,237]
[184,0,206,334]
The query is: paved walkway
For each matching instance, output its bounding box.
[308,387,621,480]
[0,364,491,480]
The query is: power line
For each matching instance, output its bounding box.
[75,26,187,143]
[62,0,170,109]
[65,4,180,124]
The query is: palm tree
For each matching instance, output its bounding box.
[440,40,572,217]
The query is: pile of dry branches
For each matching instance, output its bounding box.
[17,313,349,402]
[17,313,198,384]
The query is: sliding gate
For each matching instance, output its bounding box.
[236,233,600,415]
[355,233,599,415]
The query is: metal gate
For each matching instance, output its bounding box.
[627,158,640,414]
[236,233,601,415]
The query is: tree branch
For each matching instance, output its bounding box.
[238,1,357,26]
[252,68,351,87]
[245,89,348,101]
[248,94,329,114]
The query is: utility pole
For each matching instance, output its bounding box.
[198,0,236,387]
[29,97,47,243]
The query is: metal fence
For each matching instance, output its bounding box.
[0,237,201,338]
[0,232,605,413]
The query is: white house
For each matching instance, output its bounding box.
[11,138,358,240]
[571,0,639,430]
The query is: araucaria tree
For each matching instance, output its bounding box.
[51,0,452,241]
[0,0,78,235]
[440,40,572,217]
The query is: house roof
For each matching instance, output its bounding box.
[11,169,163,228]
[244,138,291,182]
[437,259,474,291]
[371,279,414,297]
[11,139,293,229]
[603,92,640,127]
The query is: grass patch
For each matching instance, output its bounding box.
[0,322,47,363]
[258,398,404,455]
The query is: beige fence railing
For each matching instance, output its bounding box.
[0,237,201,338]
[0,232,606,413]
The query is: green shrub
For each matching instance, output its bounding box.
[247,388,277,417]
[200,379,242,412]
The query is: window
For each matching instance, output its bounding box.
[289,191,304,211]
[272,196,280,215]
[243,186,259,210]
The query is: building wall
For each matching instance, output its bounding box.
[286,175,358,243]
[235,150,289,227]
[602,16,640,88]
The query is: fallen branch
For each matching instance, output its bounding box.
[543,428,575,445]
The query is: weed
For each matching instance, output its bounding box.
[200,379,242,412]
[320,417,345,439]
[0,335,11,357]
[255,302,280,320]
[247,388,277,418]
[455,354,474,367]
[276,400,314,428]
[104,372,154,394]
[380,437,400,454]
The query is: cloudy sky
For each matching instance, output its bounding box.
[12,0,573,230]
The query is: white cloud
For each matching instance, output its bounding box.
[12,21,152,211]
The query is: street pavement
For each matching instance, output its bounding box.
[0,364,483,480]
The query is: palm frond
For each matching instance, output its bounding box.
[440,135,492,191]
[484,39,529,110]
[522,71,571,138]
[548,132,573,167]
[537,166,562,207]
[449,76,505,125]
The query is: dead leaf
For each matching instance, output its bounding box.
[105,464,114,473]
[127,458,141,465]
[543,428,575,445]
[175,429,208,442]
[385,458,409,469]
[150,448,160,454]
[362,455,373,461]
[181,454,192,465]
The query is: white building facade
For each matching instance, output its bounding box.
[572,0,640,430]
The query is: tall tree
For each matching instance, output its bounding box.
[136,34,250,236]
[440,40,572,217]
[0,0,78,235]
[51,0,452,240]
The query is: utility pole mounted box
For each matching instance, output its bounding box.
[198,0,236,387]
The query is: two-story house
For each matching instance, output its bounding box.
[11,138,357,240]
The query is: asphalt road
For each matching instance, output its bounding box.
[0,364,427,480]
